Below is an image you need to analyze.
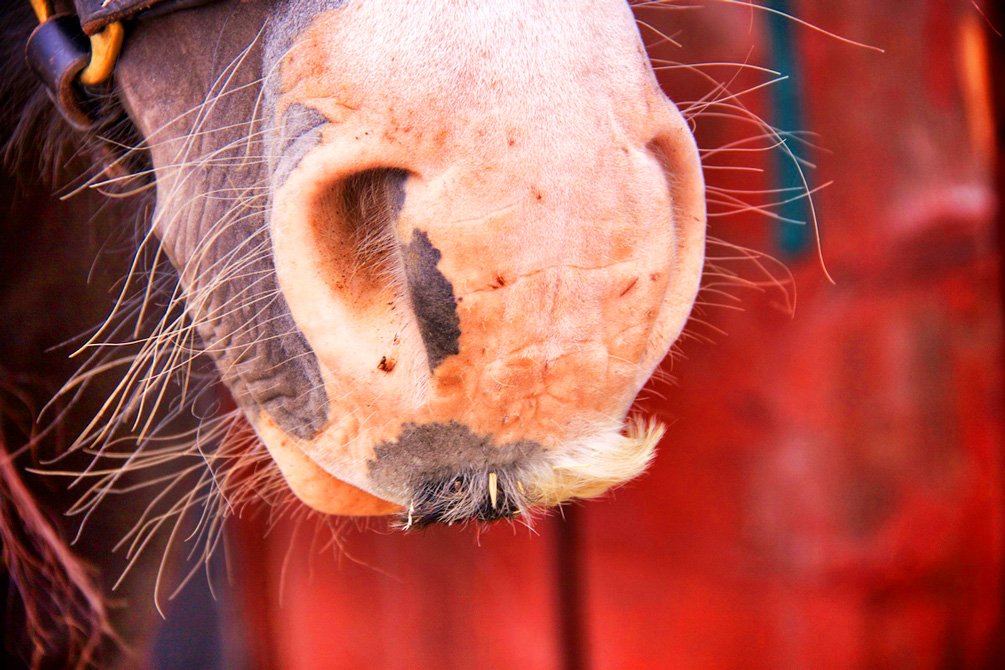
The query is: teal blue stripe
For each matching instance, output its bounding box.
[765,0,812,257]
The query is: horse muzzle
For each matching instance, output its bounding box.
[249,0,707,522]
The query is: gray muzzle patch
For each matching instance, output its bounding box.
[368,421,541,526]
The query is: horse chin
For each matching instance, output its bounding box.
[250,400,667,523]
[254,413,402,516]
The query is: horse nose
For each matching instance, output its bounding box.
[254,0,706,515]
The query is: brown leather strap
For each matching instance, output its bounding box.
[73,0,215,35]
[24,14,93,130]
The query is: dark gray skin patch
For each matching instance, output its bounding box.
[368,422,541,527]
[401,230,462,370]
[273,104,327,188]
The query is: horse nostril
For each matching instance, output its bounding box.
[403,470,527,529]
[321,168,408,290]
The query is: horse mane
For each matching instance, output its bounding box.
[0,5,81,186]
[0,383,116,669]
[0,5,132,667]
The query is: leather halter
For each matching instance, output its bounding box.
[25,0,215,130]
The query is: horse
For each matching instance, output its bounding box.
[5,3,991,669]
[0,0,727,666]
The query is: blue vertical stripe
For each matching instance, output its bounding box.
[765,0,812,258]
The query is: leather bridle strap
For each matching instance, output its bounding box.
[72,0,217,34]
[25,0,215,130]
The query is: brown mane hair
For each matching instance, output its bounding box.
[0,5,145,667]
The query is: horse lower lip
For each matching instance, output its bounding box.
[401,470,526,529]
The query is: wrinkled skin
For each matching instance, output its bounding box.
[115,0,706,521]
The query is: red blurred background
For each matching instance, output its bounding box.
[153,1,1005,668]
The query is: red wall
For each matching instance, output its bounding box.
[229,2,1004,667]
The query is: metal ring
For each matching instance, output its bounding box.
[79,21,124,86]
[30,0,49,22]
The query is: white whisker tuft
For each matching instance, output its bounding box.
[531,415,665,506]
